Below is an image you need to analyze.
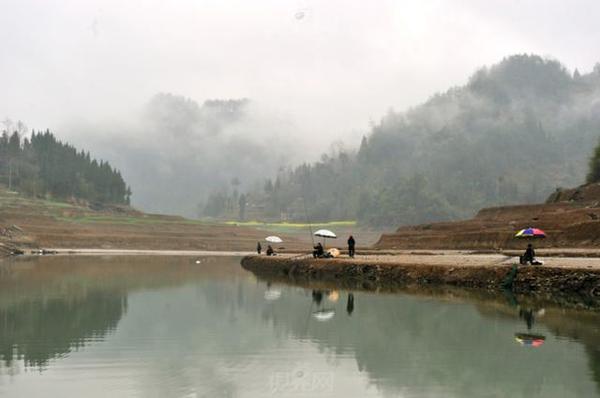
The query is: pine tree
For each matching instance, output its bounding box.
[2,129,131,204]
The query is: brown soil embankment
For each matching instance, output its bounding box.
[0,190,303,252]
[241,255,600,305]
[376,182,600,250]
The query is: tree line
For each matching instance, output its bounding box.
[0,125,131,204]
[202,55,600,226]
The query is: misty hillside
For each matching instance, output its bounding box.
[67,94,309,217]
[213,55,600,226]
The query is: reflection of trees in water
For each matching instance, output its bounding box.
[0,291,127,368]
[480,291,600,396]
[0,255,246,376]
[587,348,600,396]
[537,311,600,397]
[2,256,598,397]
[253,280,600,397]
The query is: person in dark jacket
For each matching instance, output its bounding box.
[313,242,324,258]
[257,242,262,254]
[521,244,535,265]
[266,245,275,256]
[347,235,356,258]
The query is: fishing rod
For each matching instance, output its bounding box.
[301,178,315,247]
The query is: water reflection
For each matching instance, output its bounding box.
[519,307,536,329]
[501,290,549,347]
[310,290,337,321]
[0,255,598,398]
[0,255,229,372]
[346,293,354,316]
[514,333,546,347]
[254,275,600,398]
[0,292,126,368]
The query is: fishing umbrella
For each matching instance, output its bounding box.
[314,229,337,246]
[265,236,283,243]
[515,227,546,239]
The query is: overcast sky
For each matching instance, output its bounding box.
[1,0,600,145]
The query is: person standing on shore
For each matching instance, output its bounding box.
[347,235,356,258]
[257,242,262,254]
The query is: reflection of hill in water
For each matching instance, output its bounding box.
[0,255,243,369]
[251,279,600,397]
[0,255,237,306]
[2,256,599,397]
[448,292,600,397]
[0,292,126,368]
[539,310,600,397]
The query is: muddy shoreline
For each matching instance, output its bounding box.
[241,255,600,308]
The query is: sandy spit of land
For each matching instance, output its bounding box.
[267,250,600,270]
[14,248,599,271]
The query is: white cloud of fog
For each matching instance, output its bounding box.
[1,0,600,141]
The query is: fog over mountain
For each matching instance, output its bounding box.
[64,94,313,216]
[3,1,600,220]
[210,55,600,225]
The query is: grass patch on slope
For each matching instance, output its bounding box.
[223,220,356,234]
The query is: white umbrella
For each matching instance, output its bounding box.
[314,229,337,238]
[265,236,283,243]
[314,229,336,246]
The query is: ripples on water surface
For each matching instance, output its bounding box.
[0,255,599,397]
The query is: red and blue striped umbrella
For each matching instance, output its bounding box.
[515,227,546,238]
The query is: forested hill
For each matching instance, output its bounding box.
[205,54,600,226]
[0,129,131,204]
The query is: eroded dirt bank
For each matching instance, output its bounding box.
[376,182,600,250]
[241,255,600,306]
[0,189,306,253]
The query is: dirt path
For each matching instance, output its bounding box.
[270,250,600,270]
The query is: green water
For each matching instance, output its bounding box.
[0,255,599,398]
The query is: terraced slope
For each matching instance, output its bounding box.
[376,183,600,250]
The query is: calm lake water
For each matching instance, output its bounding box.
[0,255,599,398]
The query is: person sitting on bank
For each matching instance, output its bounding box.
[313,242,324,258]
[520,244,540,265]
[266,245,275,256]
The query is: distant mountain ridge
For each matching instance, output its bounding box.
[217,54,600,226]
